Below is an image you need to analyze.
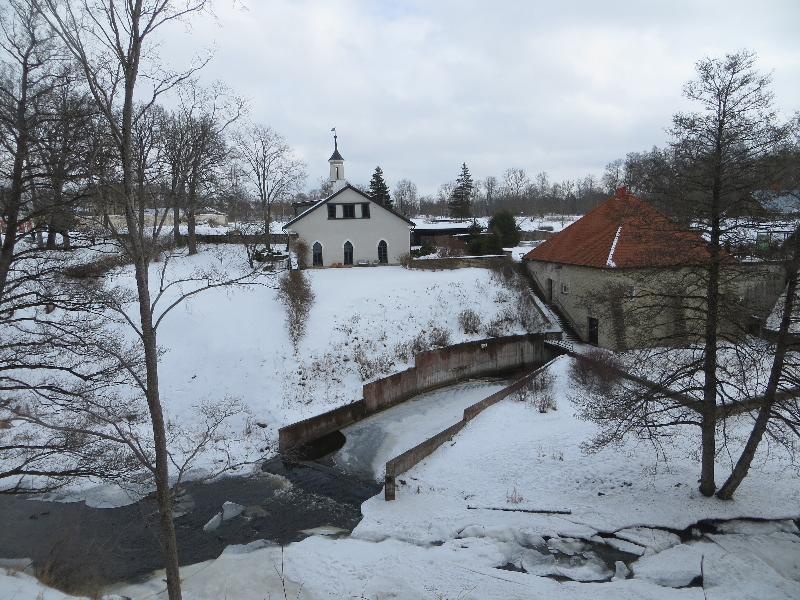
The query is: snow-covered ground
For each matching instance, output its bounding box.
[24,245,533,506]
[13,353,795,599]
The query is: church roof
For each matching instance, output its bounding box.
[282,184,415,228]
[523,188,717,269]
[329,148,344,161]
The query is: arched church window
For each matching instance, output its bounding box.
[312,242,323,266]
[378,240,388,264]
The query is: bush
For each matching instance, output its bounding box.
[428,324,451,347]
[398,252,413,268]
[517,369,557,413]
[411,242,436,258]
[467,234,503,256]
[277,270,315,353]
[569,348,622,397]
[483,316,507,338]
[293,238,310,269]
[457,309,481,334]
[405,322,452,355]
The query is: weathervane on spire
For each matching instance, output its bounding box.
[331,127,338,151]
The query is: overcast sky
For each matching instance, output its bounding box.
[160,0,800,195]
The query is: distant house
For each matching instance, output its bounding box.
[283,136,414,267]
[523,188,784,350]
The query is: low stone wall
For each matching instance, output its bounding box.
[363,333,559,414]
[409,256,508,270]
[278,400,367,453]
[279,333,561,452]
[384,356,563,500]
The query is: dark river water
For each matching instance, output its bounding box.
[0,455,380,591]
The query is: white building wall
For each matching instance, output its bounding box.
[287,188,411,266]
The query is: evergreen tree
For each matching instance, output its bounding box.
[368,166,392,207]
[489,210,521,247]
[449,162,473,218]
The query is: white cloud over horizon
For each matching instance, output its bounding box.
[157,0,800,195]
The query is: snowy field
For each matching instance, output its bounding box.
[26,244,533,506]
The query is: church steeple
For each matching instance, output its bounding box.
[329,128,345,191]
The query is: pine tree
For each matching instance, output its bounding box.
[368,166,392,207]
[449,162,473,218]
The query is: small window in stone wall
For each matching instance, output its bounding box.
[343,204,355,219]
[361,203,370,218]
[561,282,569,294]
[327,204,336,219]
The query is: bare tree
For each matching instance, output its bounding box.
[166,83,243,254]
[393,178,418,216]
[571,51,794,499]
[0,0,61,298]
[30,1,215,597]
[670,50,792,495]
[235,124,305,250]
[503,167,529,204]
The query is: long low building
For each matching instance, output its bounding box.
[523,188,785,350]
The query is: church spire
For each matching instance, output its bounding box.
[329,127,344,161]
[328,127,345,190]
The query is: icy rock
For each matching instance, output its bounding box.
[517,530,546,549]
[222,501,245,521]
[604,537,646,556]
[632,542,707,587]
[546,536,586,556]
[554,551,613,582]
[612,560,630,581]
[615,526,682,554]
[203,512,223,532]
[519,548,557,577]
[221,540,274,555]
[300,525,350,537]
[715,519,800,536]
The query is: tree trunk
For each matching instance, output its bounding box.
[173,205,181,245]
[0,62,30,303]
[187,207,197,255]
[134,260,183,599]
[118,27,183,597]
[717,249,798,498]
[46,225,57,249]
[263,201,271,252]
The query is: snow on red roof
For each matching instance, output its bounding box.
[523,188,714,269]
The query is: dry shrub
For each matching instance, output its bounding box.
[398,252,412,268]
[458,308,481,334]
[569,348,623,397]
[405,322,452,356]
[506,486,524,504]
[517,368,557,413]
[277,269,315,353]
[35,541,105,598]
[63,253,130,279]
[293,238,310,269]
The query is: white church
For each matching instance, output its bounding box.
[283,134,414,267]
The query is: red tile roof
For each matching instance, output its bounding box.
[523,188,715,269]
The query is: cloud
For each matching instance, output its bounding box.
[157,0,800,194]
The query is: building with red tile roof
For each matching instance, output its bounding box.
[523,189,784,350]
[523,188,714,269]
